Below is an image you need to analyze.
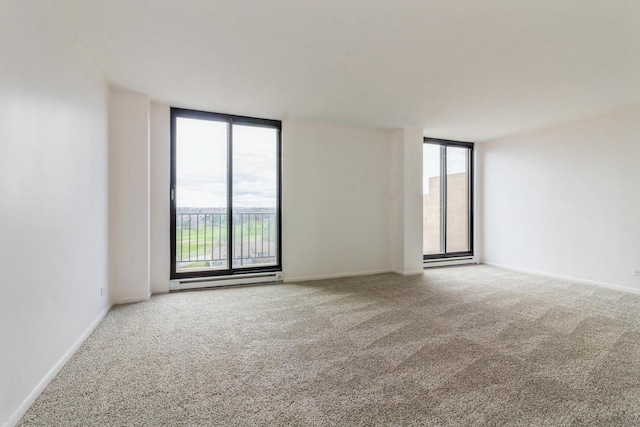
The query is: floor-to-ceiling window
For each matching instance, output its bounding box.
[170,108,281,279]
[423,138,474,259]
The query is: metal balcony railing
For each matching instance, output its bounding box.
[176,211,277,267]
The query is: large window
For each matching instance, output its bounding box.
[170,108,281,279]
[423,138,474,259]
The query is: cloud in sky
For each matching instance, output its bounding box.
[176,119,278,208]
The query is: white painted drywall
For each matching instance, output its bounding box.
[282,120,392,281]
[51,1,640,142]
[109,89,151,303]
[474,143,485,264]
[389,130,405,272]
[389,129,424,275]
[400,129,424,275]
[0,1,110,425]
[150,102,171,293]
[481,107,640,290]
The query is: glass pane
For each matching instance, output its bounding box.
[232,124,279,268]
[175,117,228,273]
[446,147,470,253]
[423,144,442,255]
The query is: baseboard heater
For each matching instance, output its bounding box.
[423,256,476,269]
[170,272,284,291]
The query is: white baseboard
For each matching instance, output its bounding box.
[483,262,640,296]
[112,295,150,305]
[285,269,393,283]
[4,304,112,427]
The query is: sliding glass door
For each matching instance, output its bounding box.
[423,138,473,259]
[170,108,281,279]
[231,124,279,269]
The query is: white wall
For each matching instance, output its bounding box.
[282,120,393,281]
[474,144,485,264]
[150,102,171,294]
[0,2,110,425]
[389,129,424,275]
[109,89,151,303]
[481,107,640,291]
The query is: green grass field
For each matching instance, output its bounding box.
[176,222,276,262]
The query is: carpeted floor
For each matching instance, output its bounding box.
[19,265,640,426]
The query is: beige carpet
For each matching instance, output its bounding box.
[19,265,640,426]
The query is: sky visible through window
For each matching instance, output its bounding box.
[176,117,277,208]
[423,144,468,195]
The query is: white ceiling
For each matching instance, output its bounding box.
[51,0,640,141]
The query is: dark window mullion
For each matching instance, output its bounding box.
[276,128,283,272]
[467,148,474,255]
[440,145,447,254]
[227,121,233,272]
[169,112,177,278]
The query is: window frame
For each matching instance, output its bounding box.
[170,107,283,280]
[423,137,474,260]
